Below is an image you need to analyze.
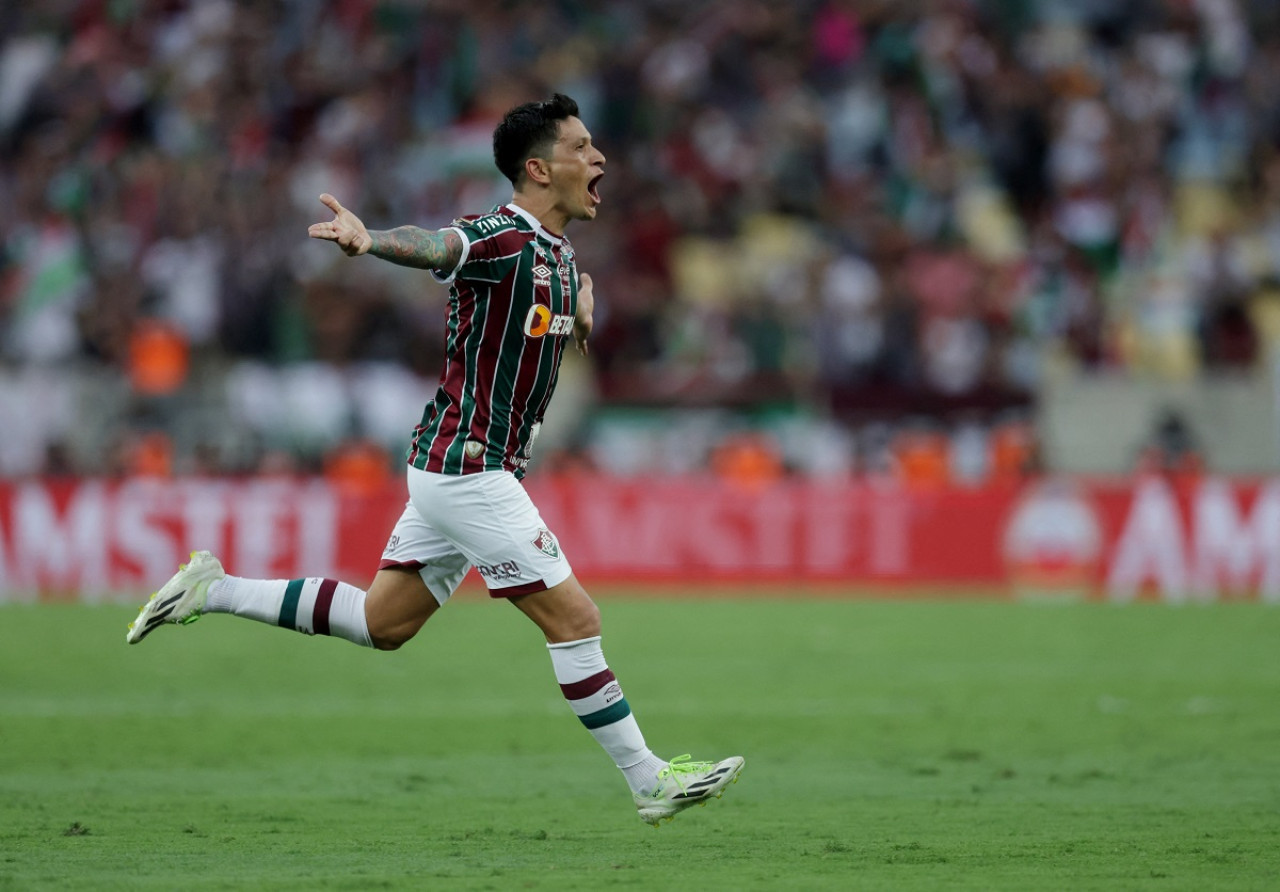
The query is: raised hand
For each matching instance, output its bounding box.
[307,193,371,256]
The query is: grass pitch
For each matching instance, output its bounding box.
[1,594,1278,890]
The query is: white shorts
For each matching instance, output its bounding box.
[379,467,572,606]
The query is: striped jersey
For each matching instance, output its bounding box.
[408,204,578,479]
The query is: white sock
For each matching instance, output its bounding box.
[547,636,663,794]
[205,576,372,648]
[622,752,669,794]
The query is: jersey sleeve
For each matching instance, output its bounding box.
[430,215,523,285]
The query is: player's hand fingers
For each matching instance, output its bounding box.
[319,193,344,217]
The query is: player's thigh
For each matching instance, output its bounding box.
[364,566,440,650]
[509,573,601,644]
[381,497,474,607]
[407,468,573,597]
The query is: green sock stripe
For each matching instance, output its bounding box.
[578,698,631,730]
[278,579,304,630]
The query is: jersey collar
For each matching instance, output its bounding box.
[503,203,563,245]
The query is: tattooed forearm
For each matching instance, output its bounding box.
[368,227,463,270]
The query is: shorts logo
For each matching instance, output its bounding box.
[532,264,553,287]
[533,528,560,558]
[464,439,484,459]
[476,560,521,582]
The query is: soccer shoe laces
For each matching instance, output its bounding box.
[657,755,715,794]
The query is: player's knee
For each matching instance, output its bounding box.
[363,569,437,650]
[565,598,601,640]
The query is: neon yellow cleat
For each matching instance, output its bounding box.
[125,551,224,645]
[634,754,744,826]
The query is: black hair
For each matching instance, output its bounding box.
[492,93,580,187]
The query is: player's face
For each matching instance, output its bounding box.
[548,116,606,222]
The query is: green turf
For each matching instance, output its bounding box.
[1,595,1278,890]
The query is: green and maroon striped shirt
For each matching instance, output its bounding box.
[409,204,578,479]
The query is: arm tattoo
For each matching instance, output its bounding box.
[368,227,463,271]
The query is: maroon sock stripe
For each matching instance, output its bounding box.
[559,668,616,701]
[312,578,338,636]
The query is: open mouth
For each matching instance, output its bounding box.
[588,173,604,205]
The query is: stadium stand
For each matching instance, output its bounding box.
[2,0,1278,480]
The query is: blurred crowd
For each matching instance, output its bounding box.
[2,0,1279,483]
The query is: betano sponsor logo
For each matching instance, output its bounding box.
[523,304,575,339]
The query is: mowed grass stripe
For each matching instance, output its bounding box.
[1,597,1278,890]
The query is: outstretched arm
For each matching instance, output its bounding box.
[308,193,463,271]
[368,226,463,271]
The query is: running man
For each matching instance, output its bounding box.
[126,94,743,826]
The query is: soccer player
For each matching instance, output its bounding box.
[126,94,743,826]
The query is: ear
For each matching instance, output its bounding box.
[524,155,552,187]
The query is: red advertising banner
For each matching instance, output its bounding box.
[0,474,1275,603]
